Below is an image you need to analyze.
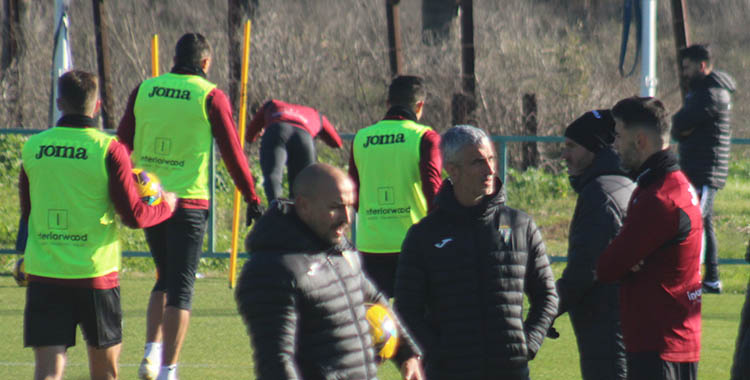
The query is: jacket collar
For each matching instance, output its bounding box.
[170,64,207,78]
[569,147,627,193]
[383,105,418,122]
[634,149,680,187]
[435,177,506,221]
[689,70,736,93]
[55,114,98,129]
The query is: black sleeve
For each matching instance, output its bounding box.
[556,192,621,315]
[235,258,301,380]
[15,216,27,252]
[523,217,559,359]
[671,90,713,141]
[394,225,439,354]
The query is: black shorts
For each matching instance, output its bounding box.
[627,352,698,380]
[24,281,122,349]
[145,207,209,310]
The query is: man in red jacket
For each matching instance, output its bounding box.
[246,99,343,202]
[597,96,702,380]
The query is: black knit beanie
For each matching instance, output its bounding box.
[564,109,616,153]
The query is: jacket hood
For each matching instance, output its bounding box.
[702,70,736,93]
[569,147,628,193]
[245,200,351,254]
[434,177,505,220]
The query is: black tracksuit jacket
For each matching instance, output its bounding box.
[395,179,558,380]
[555,147,635,380]
[236,201,421,380]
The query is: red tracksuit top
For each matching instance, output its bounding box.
[246,99,343,148]
[597,150,702,362]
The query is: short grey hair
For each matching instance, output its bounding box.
[440,125,491,165]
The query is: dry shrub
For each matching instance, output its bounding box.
[1,0,747,172]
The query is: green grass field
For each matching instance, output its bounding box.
[0,273,744,379]
[1,140,748,378]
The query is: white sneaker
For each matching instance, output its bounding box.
[138,357,160,380]
[156,365,179,380]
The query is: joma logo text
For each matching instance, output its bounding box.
[148,86,191,100]
[363,133,406,148]
[35,145,88,160]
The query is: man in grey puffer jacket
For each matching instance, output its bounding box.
[236,164,424,380]
[556,110,635,380]
[671,44,736,293]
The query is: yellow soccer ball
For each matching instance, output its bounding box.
[365,303,399,361]
[13,257,28,287]
[132,168,163,206]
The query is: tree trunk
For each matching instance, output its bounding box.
[2,0,28,128]
[228,0,259,119]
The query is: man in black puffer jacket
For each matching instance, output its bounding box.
[671,44,736,293]
[236,164,424,380]
[556,110,635,380]
[395,125,558,380]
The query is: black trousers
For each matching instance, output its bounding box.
[260,122,316,202]
[627,352,697,380]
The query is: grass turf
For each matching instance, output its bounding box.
[0,273,745,379]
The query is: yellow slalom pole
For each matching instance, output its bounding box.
[229,20,252,289]
[151,34,159,77]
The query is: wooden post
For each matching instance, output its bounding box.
[228,0,259,117]
[2,0,18,70]
[92,0,114,129]
[386,0,403,77]
[2,0,26,127]
[460,0,476,99]
[670,0,690,99]
[521,94,539,170]
[452,0,477,125]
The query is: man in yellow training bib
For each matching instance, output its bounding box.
[117,33,263,380]
[349,75,442,298]
[19,70,176,380]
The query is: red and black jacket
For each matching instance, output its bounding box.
[597,149,702,362]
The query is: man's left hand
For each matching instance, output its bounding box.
[401,356,424,380]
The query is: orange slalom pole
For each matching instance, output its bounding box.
[229,20,252,289]
[151,34,159,77]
